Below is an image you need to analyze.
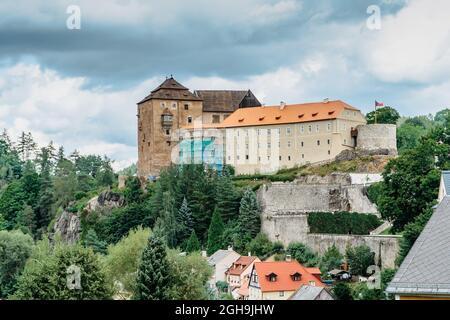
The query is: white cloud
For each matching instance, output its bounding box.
[365,0,450,83]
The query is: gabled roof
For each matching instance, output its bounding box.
[218,100,361,128]
[387,196,450,296]
[226,256,258,276]
[306,268,322,276]
[194,90,261,113]
[207,249,240,266]
[253,261,325,293]
[138,77,202,104]
[289,285,332,300]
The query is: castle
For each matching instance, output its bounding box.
[137,77,260,178]
[137,77,397,178]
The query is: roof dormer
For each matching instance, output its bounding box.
[266,272,278,282]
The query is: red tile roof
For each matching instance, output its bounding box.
[226,256,258,276]
[218,100,360,129]
[306,268,322,275]
[254,261,325,293]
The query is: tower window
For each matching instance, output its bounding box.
[184,104,189,110]
[317,140,320,146]
[187,116,193,124]
[166,129,170,135]
[212,115,221,123]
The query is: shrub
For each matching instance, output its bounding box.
[308,212,382,235]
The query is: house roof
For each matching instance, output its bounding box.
[289,285,331,300]
[306,268,322,276]
[442,171,450,195]
[207,249,240,266]
[226,256,258,276]
[217,100,360,129]
[138,77,202,104]
[237,278,250,297]
[253,261,325,293]
[387,196,450,296]
[194,90,259,113]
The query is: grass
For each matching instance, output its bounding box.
[231,156,383,189]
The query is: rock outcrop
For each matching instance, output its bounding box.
[85,190,125,213]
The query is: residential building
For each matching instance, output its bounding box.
[136,77,260,179]
[225,255,261,299]
[248,260,325,300]
[219,100,367,175]
[386,173,450,300]
[438,171,450,203]
[289,285,334,301]
[207,248,240,289]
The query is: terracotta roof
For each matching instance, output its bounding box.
[218,100,360,128]
[138,77,202,104]
[226,256,258,276]
[306,268,322,275]
[238,279,250,297]
[194,90,261,113]
[253,261,325,293]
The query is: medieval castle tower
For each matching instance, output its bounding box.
[137,77,261,178]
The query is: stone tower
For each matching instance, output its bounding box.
[137,77,203,178]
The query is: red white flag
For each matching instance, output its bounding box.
[375,101,384,108]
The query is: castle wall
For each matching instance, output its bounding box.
[356,124,397,153]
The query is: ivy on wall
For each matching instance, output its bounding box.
[307,212,382,235]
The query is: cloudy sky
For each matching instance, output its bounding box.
[0,0,449,169]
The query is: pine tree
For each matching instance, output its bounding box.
[177,197,193,243]
[135,235,171,300]
[155,191,178,248]
[215,175,240,222]
[0,129,13,149]
[238,188,261,239]
[185,230,201,253]
[207,208,225,255]
[15,205,36,235]
[83,229,108,255]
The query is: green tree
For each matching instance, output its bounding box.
[366,106,400,125]
[237,188,261,239]
[0,230,34,298]
[346,245,375,276]
[83,229,108,255]
[333,282,353,300]
[103,227,151,297]
[15,205,35,235]
[246,233,276,259]
[13,240,111,300]
[286,242,319,267]
[397,123,428,154]
[154,191,178,248]
[135,235,171,300]
[319,245,343,273]
[207,209,225,255]
[0,180,26,230]
[177,197,194,244]
[215,175,240,222]
[185,230,201,253]
[167,250,212,300]
[124,176,142,204]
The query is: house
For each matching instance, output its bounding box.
[438,171,450,203]
[136,76,260,178]
[248,260,325,300]
[207,248,240,289]
[328,269,352,281]
[218,100,368,175]
[289,285,334,301]
[386,191,450,299]
[225,255,261,299]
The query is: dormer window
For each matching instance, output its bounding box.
[291,272,302,281]
[312,112,319,117]
[266,273,278,282]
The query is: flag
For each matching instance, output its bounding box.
[375,101,384,108]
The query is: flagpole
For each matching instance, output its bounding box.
[375,101,377,124]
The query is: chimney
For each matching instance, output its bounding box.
[228,246,233,252]
[280,101,286,110]
[248,252,251,257]
[323,98,330,104]
[286,254,292,262]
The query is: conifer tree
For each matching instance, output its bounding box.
[135,235,171,300]
[207,208,225,255]
[215,175,240,222]
[177,197,193,243]
[185,230,201,253]
[238,188,261,239]
[155,191,178,248]
[83,229,108,255]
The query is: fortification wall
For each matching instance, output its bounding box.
[356,124,397,154]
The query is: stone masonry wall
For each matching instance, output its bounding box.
[356,124,397,154]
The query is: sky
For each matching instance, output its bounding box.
[0,0,449,170]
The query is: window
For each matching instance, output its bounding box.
[327,139,331,145]
[328,150,331,155]
[279,291,284,297]
[309,281,316,286]
[246,155,249,160]
[286,127,292,135]
[287,141,292,148]
[301,141,304,147]
[187,116,193,124]
[308,125,312,133]
[317,140,320,146]
[161,102,165,108]
[316,124,320,132]
[167,141,171,146]
[301,125,304,133]
[268,129,271,135]
[166,129,170,135]
[279,156,282,161]
[288,156,291,161]
[327,123,331,131]
[171,102,177,109]
[302,154,305,159]
[344,139,347,145]
[237,155,240,160]
[212,115,221,123]
[184,104,189,110]
[268,142,271,149]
